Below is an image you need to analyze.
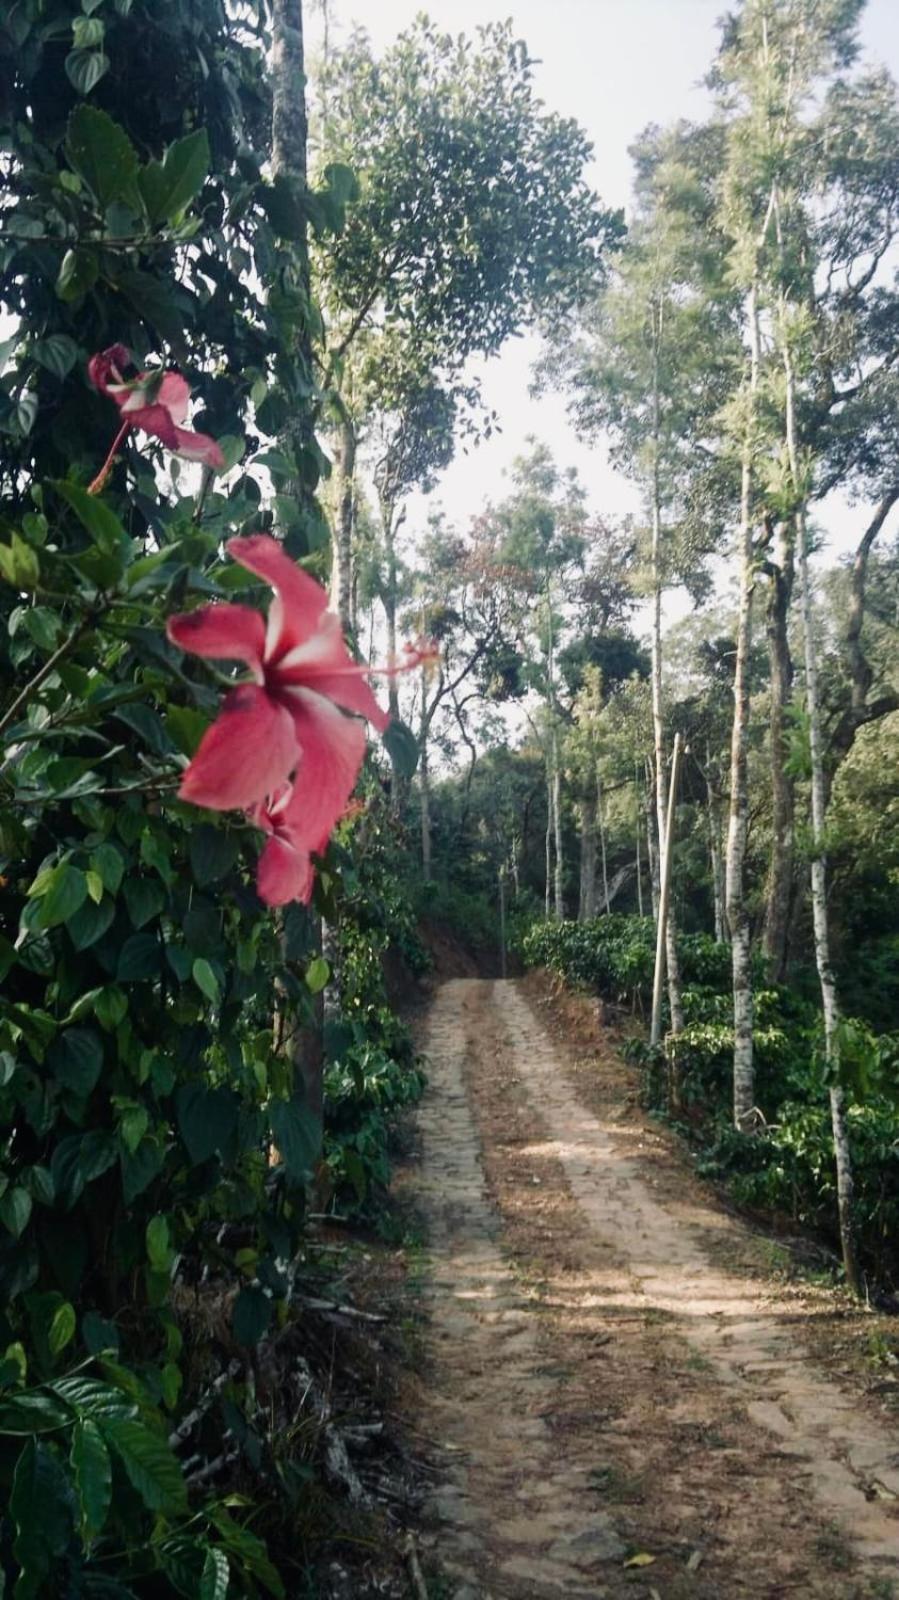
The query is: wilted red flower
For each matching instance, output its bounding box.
[87,344,225,492]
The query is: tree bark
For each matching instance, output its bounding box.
[578,793,597,921]
[552,728,564,921]
[649,309,683,1034]
[727,282,759,1133]
[763,520,795,981]
[645,757,660,921]
[419,670,432,882]
[544,761,553,920]
[332,415,356,634]
[597,770,610,915]
[706,765,726,945]
[827,488,899,783]
[270,0,314,496]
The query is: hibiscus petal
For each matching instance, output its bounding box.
[169,426,225,468]
[279,689,367,855]
[167,603,266,670]
[127,400,181,450]
[157,371,190,424]
[276,612,390,730]
[87,345,131,397]
[226,534,329,659]
[178,684,298,811]
[255,834,315,906]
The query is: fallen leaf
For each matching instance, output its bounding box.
[624,1552,657,1568]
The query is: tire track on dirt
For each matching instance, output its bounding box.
[412,978,899,1597]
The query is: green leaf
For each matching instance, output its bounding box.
[304,956,330,995]
[101,1415,187,1514]
[123,878,166,929]
[0,1187,32,1239]
[117,933,161,982]
[65,47,110,96]
[114,703,173,755]
[382,718,420,777]
[0,532,40,589]
[31,334,80,380]
[209,1512,283,1598]
[85,870,104,905]
[146,1215,171,1272]
[198,1548,228,1600]
[67,895,115,951]
[232,1286,272,1347]
[35,863,88,929]
[23,606,59,652]
[139,128,210,224]
[66,107,137,206]
[10,1440,71,1596]
[192,957,220,1004]
[82,1313,120,1357]
[189,825,239,887]
[48,1301,76,1357]
[55,481,125,555]
[91,842,125,895]
[71,1418,112,1545]
[48,1028,103,1095]
[56,247,99,304]
[166,704,209,756]
[175,1084,238,1165]
[120,1137,164,1205]
[269,1094,321,1180]
[94,986,127,1031]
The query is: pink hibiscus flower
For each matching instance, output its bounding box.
[247,785,317,907]
[87,344,225,493]
[168,535,433,904]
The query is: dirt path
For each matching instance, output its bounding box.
[408,978,899,1599]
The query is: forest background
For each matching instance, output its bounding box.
[1,0,898,1596]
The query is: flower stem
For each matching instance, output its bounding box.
[88,420,131,494]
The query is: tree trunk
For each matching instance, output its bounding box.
[331,415,356,634]
[706,747,725,944]
[827,489,899,787]
[419,676,432,882]
[596,770,610,915]
[552,730,564,922]
[270,0,314,504]
[578,793,597,921]
[544,761,552,919]
[763,520,795,981]
[727,282,759,1133]
[649,320,683,1034]
[645,758,660,921]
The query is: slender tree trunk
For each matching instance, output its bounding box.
[331,416,356,634]
[552,729,564,921]
[782,326,861,1289]
[511,836,520,899]
[544,760,552,919]
[270,0,325,1134]
[419,689,432,883]
[708,797,725,944]
[651,732,682,1050]
[649,317,683,1033]
[578,793,597,921]
[645,757,660,921]
[727,282,759,1133]
[763,520,795,981]
[636,818,644,918]
[597,770,610,915]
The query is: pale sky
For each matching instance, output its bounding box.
[309,0,899,617]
